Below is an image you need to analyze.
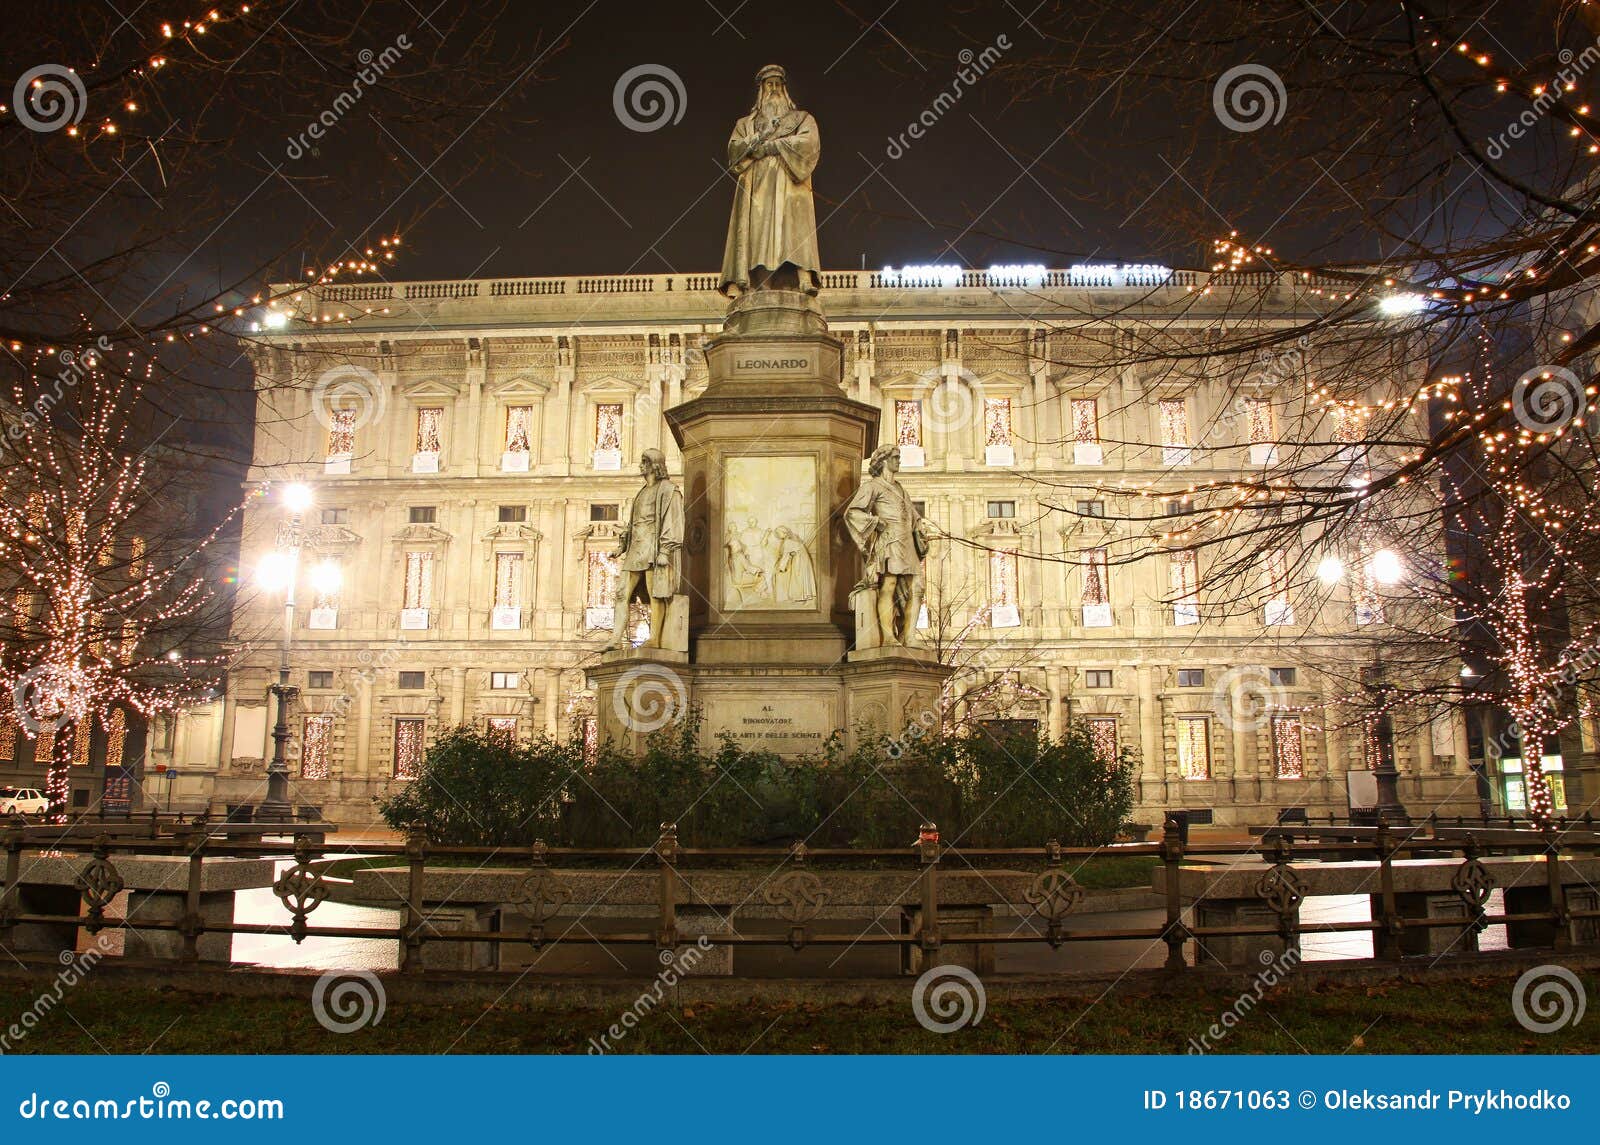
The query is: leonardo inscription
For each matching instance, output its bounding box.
[731,351,816,373]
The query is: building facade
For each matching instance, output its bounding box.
[201,266,1480,827]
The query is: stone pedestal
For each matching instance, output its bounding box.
[2,885,80,959]
[124,889,239,963]
[674,906,734,975]
[415,905,498,971]
[1379,891,1478,957]
[1192,900,1298,968]
[901,905,996,975]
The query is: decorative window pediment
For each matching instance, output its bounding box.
[487,375,552,400]
[392,523,452,545]
[575,520,625,544]
[398,377,464,401]
[482,524,544,544]
[305,524,364,548]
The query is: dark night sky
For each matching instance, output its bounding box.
[275,1,1190,284]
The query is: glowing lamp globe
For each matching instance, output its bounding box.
[255,551,295,592]
[282,483,314,514]
[1315,556,1345,585]
[308,560,344,597]
[1370,549,1403,585]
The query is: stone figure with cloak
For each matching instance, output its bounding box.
[608,448,684,650]
[719,65,822,297]
[846,445,929,648]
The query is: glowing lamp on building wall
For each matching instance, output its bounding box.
[255,551,296,593]
[281,482,313,515]
[1315,555,1345,585]
[1377,293,1427,317]
[307,560,344,598]
[1369,549,1403,585]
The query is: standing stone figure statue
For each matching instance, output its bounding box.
[846,445,929,648]
[608,448,684,650]
[719,64,822,297]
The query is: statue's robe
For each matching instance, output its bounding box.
[719,108,822,295]
[617,478,684,600]
[845,474,927,583]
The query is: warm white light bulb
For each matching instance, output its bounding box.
[1370,549,1403,584]
[255,551,295,592]
[282,482,313,514]
[308,560,343,597]
[1315,555,1345,584]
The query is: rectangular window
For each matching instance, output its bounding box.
[301,714,334,780]
[1332,405,1368,463]
[987,500,1016,518]
[593,403,623,469]
[1072,398,1103,464]
[320,508,348,525]
[1263,551,1294,625]
[585,550,620,630]
[308,671,334,689]
[402,551,433,610]
[490,671,521,690]
[1269,667,1297,687]
[1076,500,1105,517]
[1271,715,1305,779]
[415,407,442,453]
[983,396,1015,465]
[1087,718,1118,764]
[408,506,436,524]
[0,714,15,761]
[1085,669,1113,689]
[493,552,523,618]
[1081,547,1111,627]
[1246,399,1277,465]
[1159,399,1192,465]
[504,406,532,453]
[1355,546,1384,625]
[398,671,426,689]
[498,505,527,523]
[896,400,926,467]
[1170,550,1199,626]
[590,503,619,522]
[72,722,90,767]
[1164,498,1187,516]
[486,716,518,744]
[393,717,425,780]
[327,407,356,457]
[989,551,1020,628]
[1177,668,1205,688]
[1177,716,1210,779]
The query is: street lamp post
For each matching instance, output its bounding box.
[256,483,313,823]
[1361,663,1409,823]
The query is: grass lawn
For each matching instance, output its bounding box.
[3,968,1592,1054]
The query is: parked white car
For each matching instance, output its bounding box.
[0,787,47,816]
